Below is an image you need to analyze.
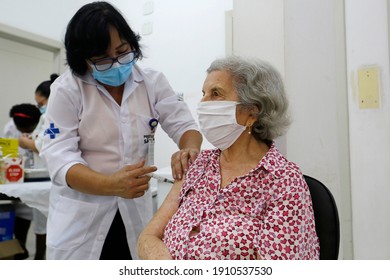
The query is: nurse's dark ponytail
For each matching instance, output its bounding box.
[35,73,59,99]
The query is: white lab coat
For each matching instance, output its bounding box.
[41,65,199,259]
[3,119,19,138]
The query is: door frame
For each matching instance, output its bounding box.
[0,22,65,74]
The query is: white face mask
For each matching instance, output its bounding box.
[196,101,246,150]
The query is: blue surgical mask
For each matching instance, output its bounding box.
[39,105,47,114]
[92,62,134,87]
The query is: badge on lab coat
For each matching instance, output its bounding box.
[144,118,158,165]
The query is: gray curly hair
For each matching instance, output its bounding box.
[207,56,291,141]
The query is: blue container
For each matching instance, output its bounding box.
[0,201,15,242]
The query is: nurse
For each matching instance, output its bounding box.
[41,1,202,260]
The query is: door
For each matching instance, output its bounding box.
[0,24,63,135]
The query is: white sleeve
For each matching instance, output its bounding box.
[40,78,87,186]
[3,120,19,138]
[34,115,45,152]
[152,72,199,144]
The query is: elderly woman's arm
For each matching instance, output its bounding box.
[137,180,183,260]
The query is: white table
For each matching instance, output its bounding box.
[153,166,174,207]
[0,179,163,217]
[0,181,51,217]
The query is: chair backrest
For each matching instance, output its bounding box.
[303,175,340,260]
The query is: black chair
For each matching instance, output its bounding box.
[304,175,340,260]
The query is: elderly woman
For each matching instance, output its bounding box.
[138,56,320,260]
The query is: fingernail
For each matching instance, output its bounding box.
[184,169,188,174]
[177,174,182,180]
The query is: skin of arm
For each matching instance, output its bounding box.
[19,135,39,153]
[66,160,157,199]
[137,179,183,260]
[171,129,202,180]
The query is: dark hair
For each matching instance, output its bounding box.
[35,73,59,99]
[65,1,143,75]
[9,103,41,133]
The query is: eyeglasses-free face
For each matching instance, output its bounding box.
[88,51,135,72]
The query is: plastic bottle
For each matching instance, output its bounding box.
[24,149,34,169]
[0,147,5,184]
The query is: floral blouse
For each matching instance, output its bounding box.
[163,144,320,260]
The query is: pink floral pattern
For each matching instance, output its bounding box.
[163,144,320,260]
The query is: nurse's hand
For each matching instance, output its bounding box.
[19,134,36,151]
[171,148,199,180]
[110,160,157,199]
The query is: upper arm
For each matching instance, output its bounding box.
[152,74,199,144]
[142,179,183,239]
[41,80,86,185]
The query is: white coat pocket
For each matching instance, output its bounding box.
[47,195,98,250]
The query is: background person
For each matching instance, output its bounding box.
[17,74,59,260]
[138,56,320,260]
[40,1,202,260]
[5,103,41,259]
[19,73,59,154]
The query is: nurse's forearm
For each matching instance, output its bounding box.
[66,164,113,195]
[138,235,173,260]
[65,162,156,198]
[178,129,202,151]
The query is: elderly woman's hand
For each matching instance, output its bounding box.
[171,148,199,180]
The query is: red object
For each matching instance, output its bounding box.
[6,164,23,182]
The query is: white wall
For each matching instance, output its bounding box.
[345,0,390,260]
[0,36,57,132]
[232,0,287,155]
[232,0,284,72]
[0,0,138,42]
[283,0,352,259]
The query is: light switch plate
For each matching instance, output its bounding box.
[142,22,153,35]
[358,67,380,109]
[143,1,154,15]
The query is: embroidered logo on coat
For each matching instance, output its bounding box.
[44,123,60,139]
